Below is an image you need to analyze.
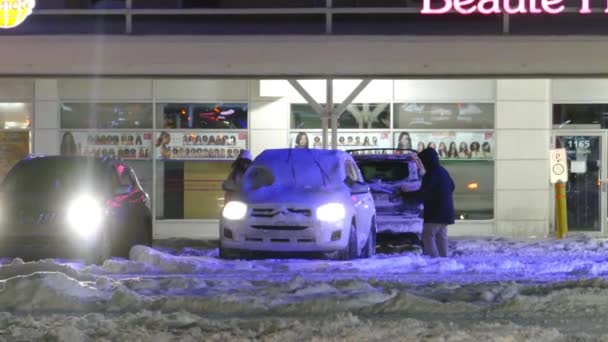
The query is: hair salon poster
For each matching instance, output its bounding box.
[155,131,248,160]
[291,131,391,151]
[394,131,493,159]
[60,131,153,159]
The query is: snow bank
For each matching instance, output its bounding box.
[0,311,587,341]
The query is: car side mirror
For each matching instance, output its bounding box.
[114,185,132,195]
[222,179,238,192]
[350,181,370,195]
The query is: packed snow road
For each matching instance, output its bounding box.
[2,236,608,340]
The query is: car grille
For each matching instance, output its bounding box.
[250,225,309,231]
[251,208,312,218]
[12,210,58,225]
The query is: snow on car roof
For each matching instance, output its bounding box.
[244,148,349,189]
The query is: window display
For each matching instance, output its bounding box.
[156,161,231,220]
[158,103,248,129]
[394,103,494,129]
[291,103,390,129]
[394,131,493,159]
[0,131,29,181]
[155,131,248,160]
[0,102,32,130]
[291,131,391,150]
[59,131,153,159]
[60,103,153,129]
[553,104,608,129]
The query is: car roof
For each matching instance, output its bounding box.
[255,148,355,164]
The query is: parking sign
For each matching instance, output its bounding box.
[550,148,568,184]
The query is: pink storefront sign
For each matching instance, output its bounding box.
[420,0,600,15]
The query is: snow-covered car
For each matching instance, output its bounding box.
[0,155,153,263]
[349,149,423,239]
[220,148,377,260]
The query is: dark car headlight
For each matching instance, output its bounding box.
[67,195,103,239]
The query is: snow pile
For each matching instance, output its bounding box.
[1,236,608,338]
[0,311,591,341]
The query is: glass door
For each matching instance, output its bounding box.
[554,133,605,232]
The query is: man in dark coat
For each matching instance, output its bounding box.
[416,147,455,257]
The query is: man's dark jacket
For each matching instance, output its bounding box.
[417,147,455,225]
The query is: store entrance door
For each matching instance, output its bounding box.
[554,133,605,232]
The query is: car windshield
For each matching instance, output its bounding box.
[359,161,409,182]
[245,149,343,189]
[1,159,112,193]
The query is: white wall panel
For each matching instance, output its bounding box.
[496,220,549,237]
[496,101,550,130]
[0,79,33,100]
[249,130,289,158]
[496,130,549,160]
[496,189,549,221]
[552,79,608,102]
[154,220,218,239]
[497,79,549,101]
[58,79,153,100]
[154,80,249,101]
[33,101,59,129]
[394,79,495,102]
[496,160,549,190]
[34,79,58,101]
[33,130,59,155]
[250,100,290,130]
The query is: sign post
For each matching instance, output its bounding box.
[550,148,568,238]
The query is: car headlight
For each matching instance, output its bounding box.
[316,203,346,222]
[67,195,103,238]
[222,201,247,220]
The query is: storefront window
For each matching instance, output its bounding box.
[0,102,31,181]
[157,103,248,129]
[553,104,608,129]
[291,103,390,129]
[393,103,494,129]
[61,103,153,129]
[59,103,154,209]
[290,131,391,150]
[155,131,248,161]
[393,130,495,220]
[155,161,231,220]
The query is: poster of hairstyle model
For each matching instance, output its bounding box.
[155,131,248,160]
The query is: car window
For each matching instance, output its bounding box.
[358,160,410,182]
[345,161,361,182]
[1,159,110,193]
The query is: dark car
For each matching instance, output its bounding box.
[0,155,152,263]
[349,149,423,243]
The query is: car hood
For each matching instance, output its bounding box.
[242,184,350,207]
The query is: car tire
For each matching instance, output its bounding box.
[86,230,112,265]
[339,223,358,260]
[136,216,153,247]
[362,217,377,258]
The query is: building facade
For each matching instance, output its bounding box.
[1,1,607,239]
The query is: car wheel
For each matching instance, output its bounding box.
[339,223,358,260]
[86,230,111,265]
[136,216,153,247]
[362,217,377,258]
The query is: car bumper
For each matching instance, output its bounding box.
[0,226,106,260]
[220,218,350,253]
[376,215,423,234]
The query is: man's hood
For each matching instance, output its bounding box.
[418,147,440,170]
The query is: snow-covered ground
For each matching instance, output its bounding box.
[2,235,608,340]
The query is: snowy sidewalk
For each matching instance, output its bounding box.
[0,235,607,340]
